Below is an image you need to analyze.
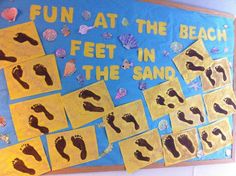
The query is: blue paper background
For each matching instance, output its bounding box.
[0,0,234,168]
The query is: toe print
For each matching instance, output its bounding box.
[215,65,227,81]
[79,89,101,101]
[177,134,195,154]
[186,61,205,72]
[212,128,226,141]
[12,158,35,175]
[28,115,49,134]
[31,104,54,120]
[122,113,140,130]
[14,32,39,46]
[83,101,104,112]
[167,88,184,103]
[213,103,228,115]
[206,67,215,86]
[164,135,180,158]
[190,107,204,122]
[185,48,203,61]
[177,111,193,125]
[135,138,153,151]
[55,136,70,161]
[106,112,121,133]
[201,131,212,148]
[224,97,236,110]
[20,144,42,161]
[12,65,30,89]
[71,135,87,160]
[134,150,150,162]
[33,64,53,86]
[0,50,17,62]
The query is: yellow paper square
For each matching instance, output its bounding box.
[62,81,114,128]
[162,128,198,166]
[4,54,62,100]
[119,129,163,173]
[173,39,213,83]
[201,58,231,92]
[0,21,45,69]
[170,95,206,132]
[0,137,50,176]
[103,100,149,143]
[46,126,99,171]
[10,94,68,141]
[143,78,186,120]
[198,118,232,155]
[203,86,236,122]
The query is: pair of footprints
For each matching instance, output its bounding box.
[29,104,54,134]
[12,144,42,175]
[55,135,87,162]
[177,107,204,125]
[185,48,206,72]
[79,89,104,112]
[201,128,226,148]
[205,65,227,86]
[164,134,195,158]
[0,33,39,63]
[106,112,140,133]
[156,88,184,109]
[133,138,154,162]
[213,97,236,115]
[12,64,53,89]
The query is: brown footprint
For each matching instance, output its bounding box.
[212,128,226,141]
[224,97,236,110]
[33,64,53,86]
[190,107,204,122]
[71,135,87,160]
[177,111,193,125]
[206,67,215,86]
[14,32,39,46]
[122,113,140,130]
[31,104,54,120]
[213,103,228,115]
[20,144,42,161]
[134,150,150,162]
[55,136,70,161]
[201,131,212,148]
[215,65,227,81]
[12,158,35,175]
[135,138,153,151]
[186,62,205,71]
[83,101,104,112]
[164,135,180,158]
[156,95,175,108]
[185,48,203,61]
[79,89,101,101]
[28,115,49,134]
[106,112,121,133]
[12,65,30,89]
[167,88,184,103]
[177,134,195,153]
[0,50,17,62]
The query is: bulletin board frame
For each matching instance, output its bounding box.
[48,0,236,174]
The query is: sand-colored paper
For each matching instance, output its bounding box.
[173,39,213,84]
[203,85,236,122]
[170,94,206,132]
[198,118,232,155]
[201,58,231,92]
[162,128,198,166]
[4,54,62,100]
[0,137,50,176]
[46,126,99,171]
[143,78,185,120]
[119,129,163,173]
[103,100,149,143]
[62,81,114,128]
[0,21,44,69]
[10,94,68,141]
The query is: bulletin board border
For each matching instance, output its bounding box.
[47,0,236,174]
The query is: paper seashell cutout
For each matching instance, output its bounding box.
[64,59,76,77]
[1,7,18,22]
[118,34,138,50]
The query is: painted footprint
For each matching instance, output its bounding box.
[28,115,49,134]
[213,103,228,115]
[177,111,193,125]
[186,61,205,72]
[12,65,30,89]
[190,107,204,122]
[20,144,42,161]
[134,150,150,162]
[0,49,17,62]
[167,88,184,103]
[212,128,226,141]
[83,101,104,112]
[135,138,153,151]
[12,158,35,175]
[79,89,101,101]
[185,48,203,61]
[177,134,195,153]
[71,135,87,160]
[14,32,39,46]
[201,131,212,148]
[215,65,227,81]
[164,135,180,158]
[55,136,70,161]
[156,95,175,108]
[33,64,53,86]
[122,113,140,130]
[223,97,236,110]
[206,67,215,86]
[106,112,121,133]
[31,104,54,120]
